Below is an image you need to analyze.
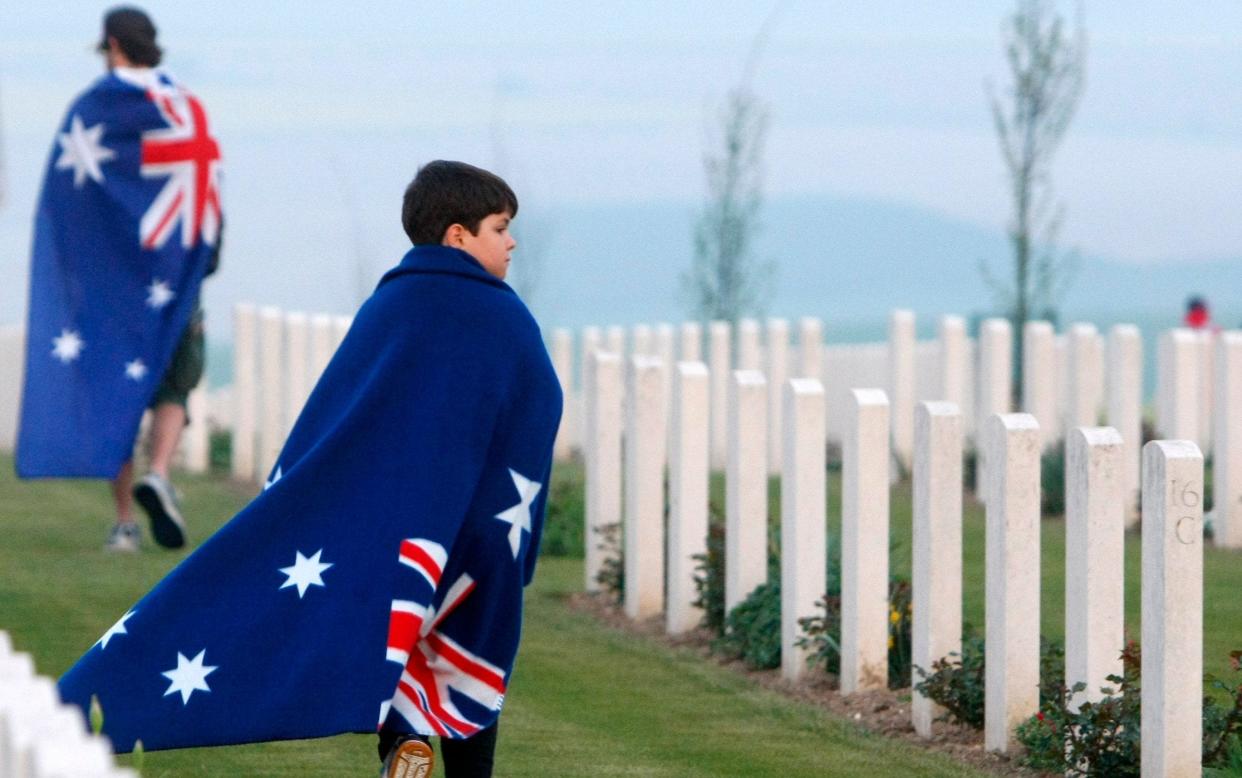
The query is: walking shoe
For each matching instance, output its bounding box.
[133,473,186,549]
[381,736,434,778]
[104,522,141,553]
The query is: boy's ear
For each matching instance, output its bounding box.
[441,223,465,247]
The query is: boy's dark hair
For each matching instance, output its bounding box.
[402,161,518,245]
[99,6,163,67]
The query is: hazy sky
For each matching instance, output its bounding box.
[2,1,1239,330]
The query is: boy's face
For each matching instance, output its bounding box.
[444,211,515,280]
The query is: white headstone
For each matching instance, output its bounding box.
[984,412,1040,753]
[331,315,352,349]
[781,378,826,681]
[1198,331,1215,453]
[708,321,731,471]
[257,306,285,481]
[1065,427,1125,711]
[1141,440,1203,778]
[1022,320,1058,446]
[798,317,823,380]
[283,311,310,436]
[667,362,710,635]
[1157,329,1200,441]
[1215,332,1242,548]
[631,324,652,357]
[624,355,667,619]
[738,319,761,371]
[1107,324,1143,526]
[766,318,789,475]
[309,313,335,384]
[551,328,573,461]
[231,303,257,481]
[181,382,210,473]
[977,319,1013,503]
[1066,323,1104,431]
[841,388,890,694]
[726,369,768,612]
[656,324,676,453]
[680,321,702,363]
[604,325,626,358]
[889,310,915,474]
[584,351,622,593]
[912,401,962,737]
[938,315,967,415]
[581,326,602,364]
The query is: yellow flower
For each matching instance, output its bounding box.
[889,609,901,625]
[888,635,895,650]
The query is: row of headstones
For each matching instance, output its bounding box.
[583,350,1209,772]
[229,304,354,483]
[557,313,1242,547]
[0,631,135,777]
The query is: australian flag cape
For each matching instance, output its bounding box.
[17,66,221,479]
[59,244,563,752]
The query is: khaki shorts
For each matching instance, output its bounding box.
[149,309,205,411]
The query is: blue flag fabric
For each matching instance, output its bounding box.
[17,67,221,479]
[59,245,563,752]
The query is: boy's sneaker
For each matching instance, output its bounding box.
[104,522,141,553]
[381,737,434,778]
[133,473,186,549]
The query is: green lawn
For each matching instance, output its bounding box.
[0,458,987,777]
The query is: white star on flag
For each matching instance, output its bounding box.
[161,649,217,705]
[146,278,176,309]
[51,329,85,363]
[494,469,542,559]
[279,549,333,598]
[264,465,282,491]
[55,114,115,188]
[95,609,136,650]
[125,358,148,381]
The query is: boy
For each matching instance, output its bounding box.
[59,162,563,778]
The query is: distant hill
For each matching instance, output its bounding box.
[524,193,1241,337]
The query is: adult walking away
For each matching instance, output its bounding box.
[16,6,223,552]
[58,162,562,778]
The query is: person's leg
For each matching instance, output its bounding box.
[440,722,498,778]
[378,729,434,778]
[105,459,142,551]
[112,460,135,522]
[146,402,187,479]
[132,401,189,549]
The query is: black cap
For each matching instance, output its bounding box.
[98,6,162,67]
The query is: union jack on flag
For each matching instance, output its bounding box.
[17,66,221,479]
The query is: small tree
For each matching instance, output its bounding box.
[683,3,784,325]
[984,0,1086,396]
[683,87,773,324]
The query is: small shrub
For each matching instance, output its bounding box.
[913,629,1066,730]
[1015,641,1141,775]
[1041,446,1067,516]
[209,429,231,473]
[1204,650,1242,767]
[963,448,978,494]
[913,632,987,728]
[796,574,912,690]
[539,464,585,557]
[1015,644,1242,775]
[713,580,782,669]
[593,522,623,604]
[887,579,913,685]
[691,502,727,635]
